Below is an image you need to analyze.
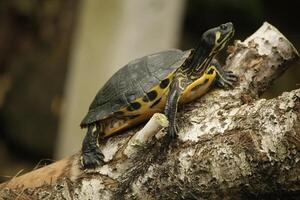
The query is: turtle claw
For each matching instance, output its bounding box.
[82,148,105,169]
[225,71,238,81]
[217,70,238,89]
[168,124,179,139]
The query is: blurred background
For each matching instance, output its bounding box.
[0,0,299,183]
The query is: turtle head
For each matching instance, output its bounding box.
[188,22,234,74]
[201,22,234,55]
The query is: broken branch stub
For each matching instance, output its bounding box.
[227,22,299,96]
[124,113,168,156]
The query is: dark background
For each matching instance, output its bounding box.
[0,0,299,183]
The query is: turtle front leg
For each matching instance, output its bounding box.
[210,59,238,88]
[81,124,105,169]
[164,76,185,138]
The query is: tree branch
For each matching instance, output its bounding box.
[1,22,300,199]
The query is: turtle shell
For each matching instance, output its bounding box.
[80,49,192,127]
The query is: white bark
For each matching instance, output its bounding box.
[1,22,300,200]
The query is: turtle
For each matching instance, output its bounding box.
[80,22,237,169]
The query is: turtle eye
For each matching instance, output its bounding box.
[220,24,227,30]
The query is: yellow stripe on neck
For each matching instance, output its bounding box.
[180,67,217,104]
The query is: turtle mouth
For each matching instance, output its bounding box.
[218,22,235,45]
[228,29,235,40]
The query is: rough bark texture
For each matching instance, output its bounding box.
[1,22,300,200]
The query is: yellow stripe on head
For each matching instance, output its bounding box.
[215,31,221,44]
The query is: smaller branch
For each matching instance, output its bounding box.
[124,113,168,156]
[227,22,299,97]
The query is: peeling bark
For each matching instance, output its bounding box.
[1,22,300,200]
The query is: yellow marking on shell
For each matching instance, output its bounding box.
[102,108,163,138]
[102,117,133,138]
[180,68,217,104]
[102,73,174,137]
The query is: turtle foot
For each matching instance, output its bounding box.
[81,148,105,169]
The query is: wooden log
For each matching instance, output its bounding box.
[1,22,299,200]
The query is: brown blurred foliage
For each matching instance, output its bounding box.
[0,0,78,181]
